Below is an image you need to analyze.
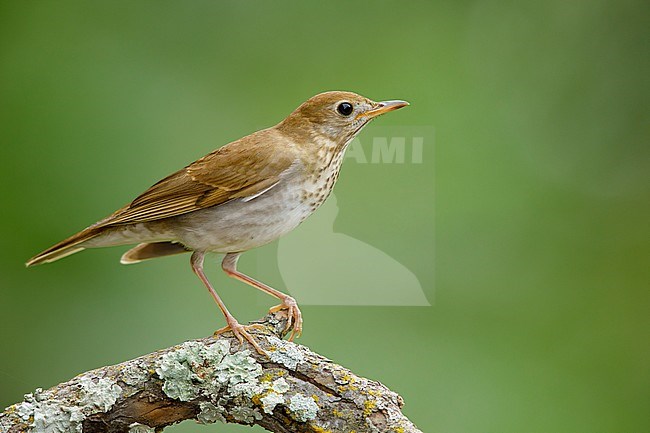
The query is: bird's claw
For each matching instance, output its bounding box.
[269,295,303,341]
[214,319,266,355]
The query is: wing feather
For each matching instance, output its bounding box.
[99,129,295,227]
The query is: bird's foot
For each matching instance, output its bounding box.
[269,295,303,341]
[214,318,266,355]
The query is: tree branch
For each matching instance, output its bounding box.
[0,312,422,433]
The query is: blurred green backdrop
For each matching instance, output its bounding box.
[1,1,648,432]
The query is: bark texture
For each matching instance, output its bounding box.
[0,312,422,433]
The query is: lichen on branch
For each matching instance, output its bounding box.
[0,313,422,433]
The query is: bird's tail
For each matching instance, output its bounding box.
[26,226,103,267]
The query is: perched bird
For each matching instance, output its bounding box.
[27,91,409,352]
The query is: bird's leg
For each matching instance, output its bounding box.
[222,252,303,341]
[190,251,264,354]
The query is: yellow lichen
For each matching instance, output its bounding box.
[363,399,376,416]
[309,423,332,433]
[251,394,263,406]
[338,373,353,383]
[364,388,382,397]
[260,372,275,382]
[337,383,359,394]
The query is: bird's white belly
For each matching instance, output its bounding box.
[171,180,314,252]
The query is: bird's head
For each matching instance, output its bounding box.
[278,91,409,146]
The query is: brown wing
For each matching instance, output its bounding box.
[101,128,295,227]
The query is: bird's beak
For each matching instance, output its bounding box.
[357,100,410,120]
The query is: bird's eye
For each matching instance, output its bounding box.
[336,102,354,116]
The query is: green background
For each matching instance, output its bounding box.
[1,1,648,432]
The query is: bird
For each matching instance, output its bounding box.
[26,91,409,353]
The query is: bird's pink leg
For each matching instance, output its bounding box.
[222,252,303,341]
[190,251,264,354]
